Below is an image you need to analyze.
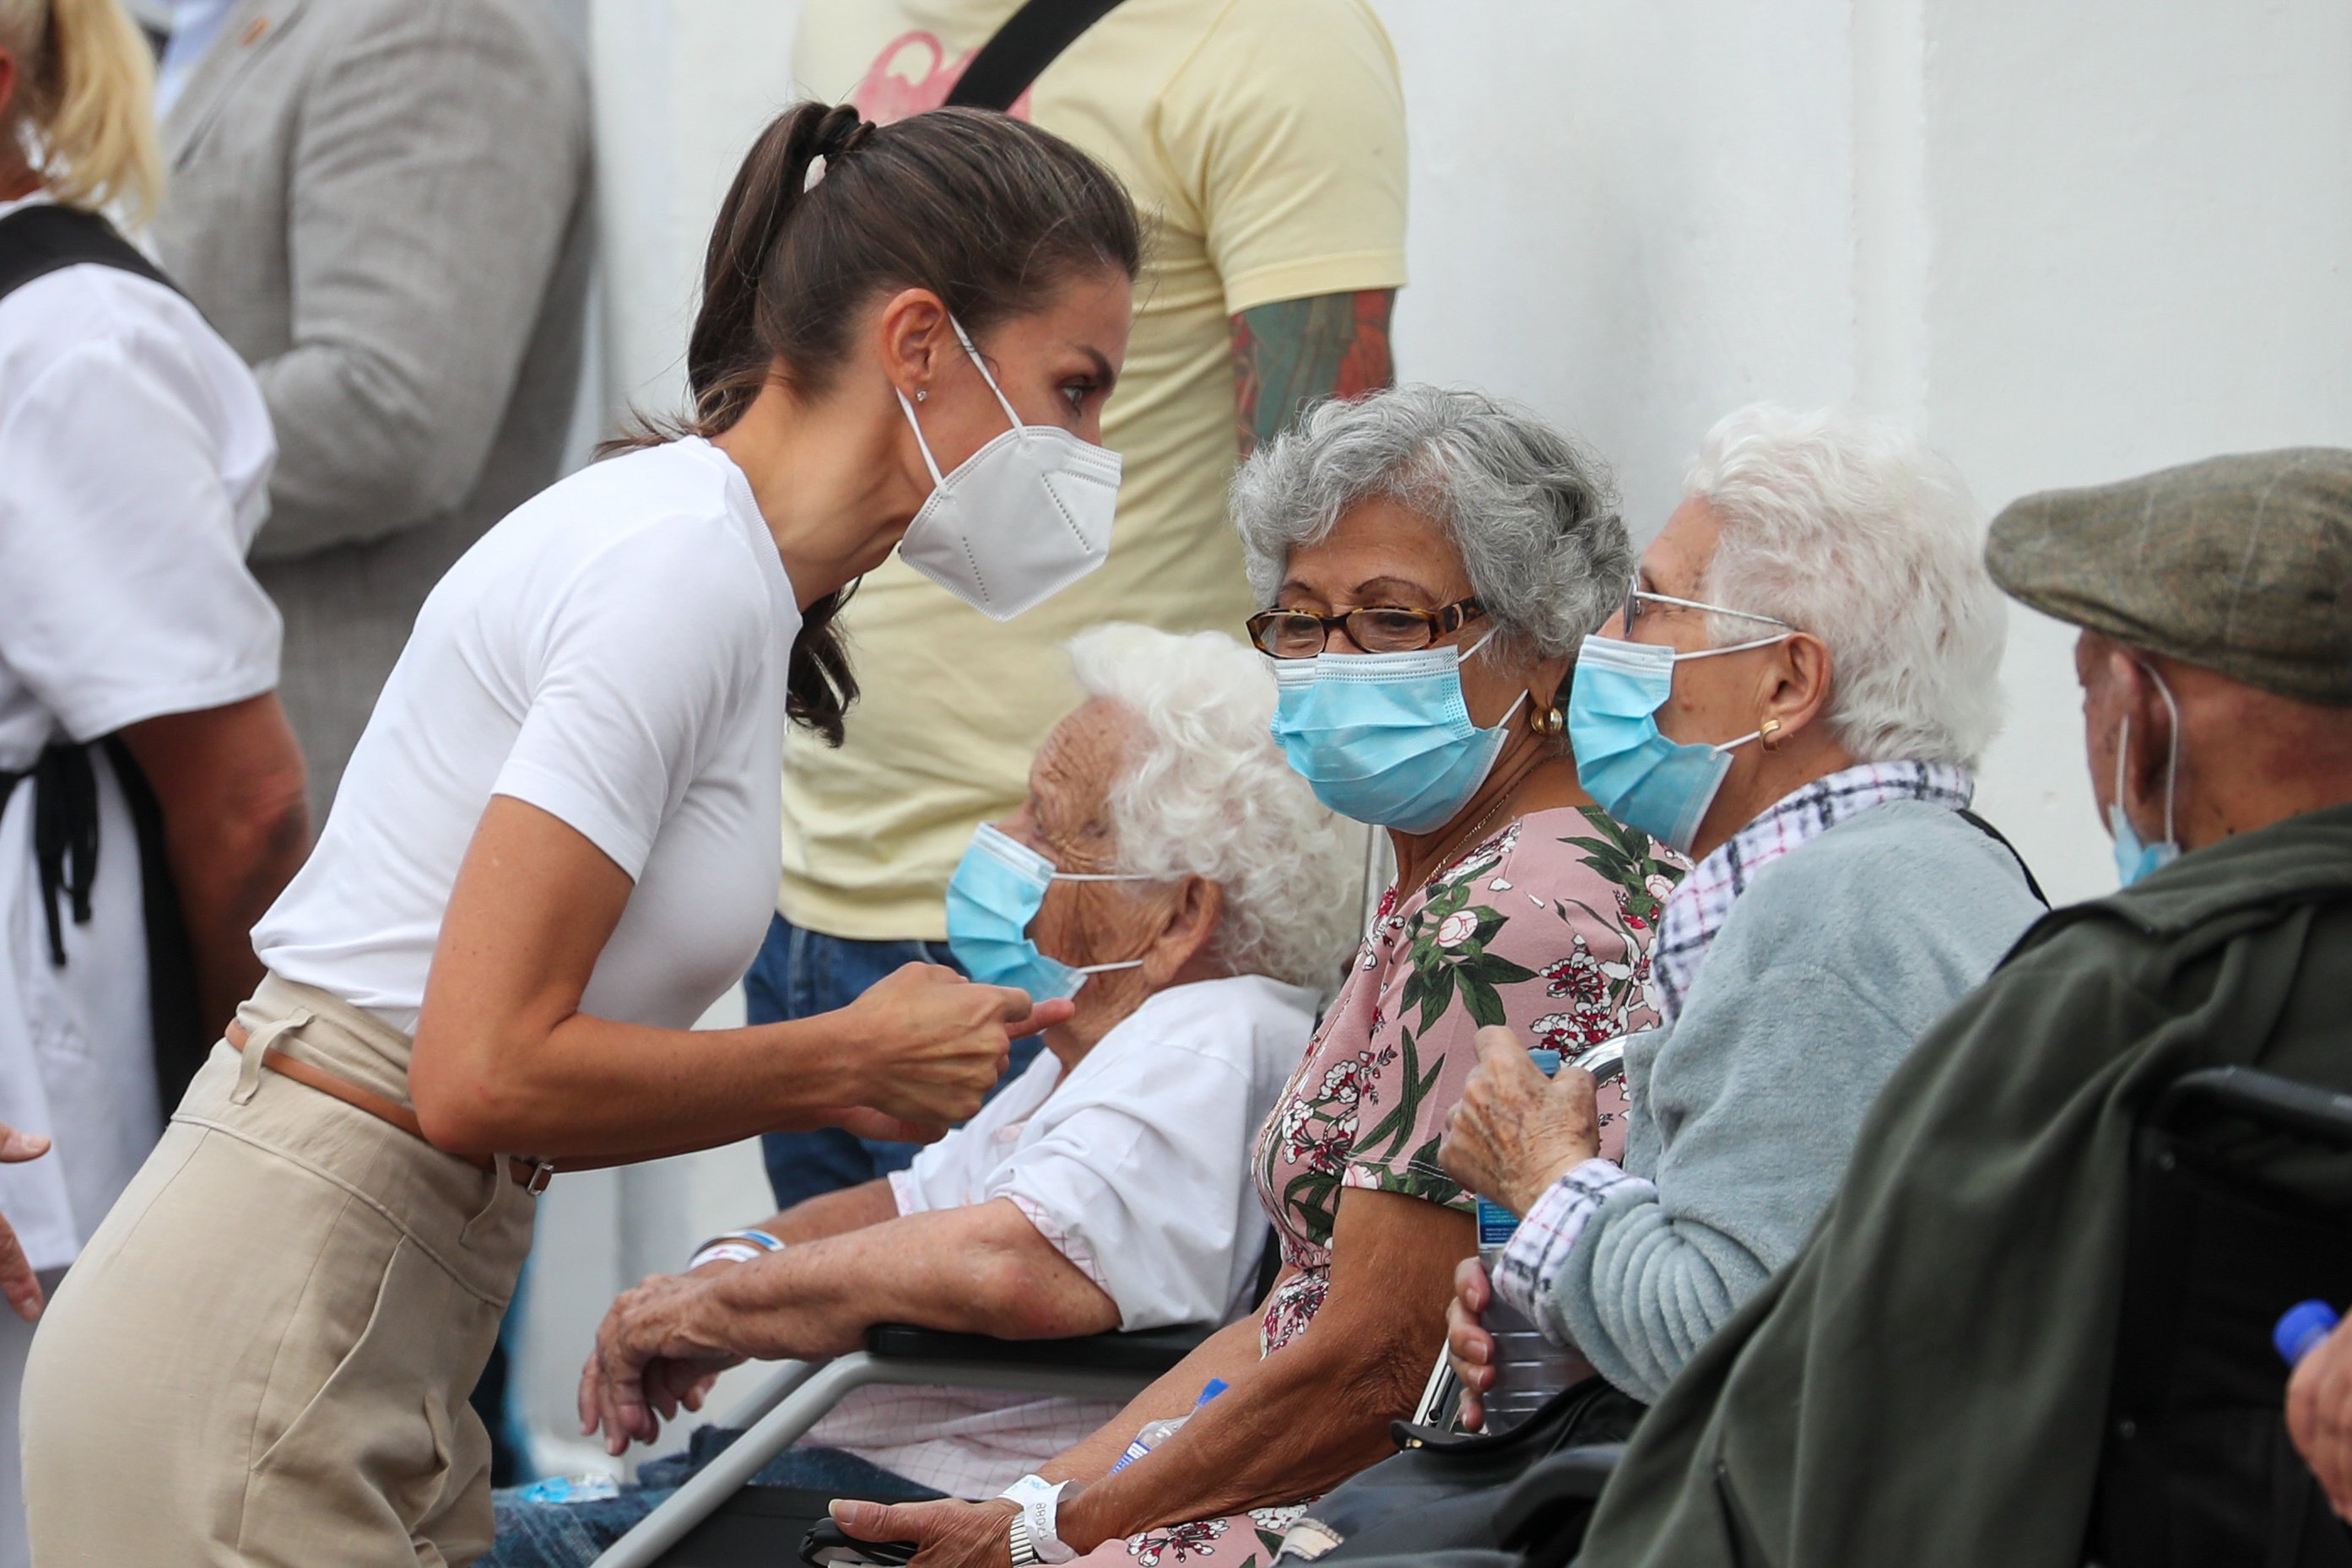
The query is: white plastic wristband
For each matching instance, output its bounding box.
[999,1474,1075,1565]
[688,1241,764,1269]
[688,1228,784,1271]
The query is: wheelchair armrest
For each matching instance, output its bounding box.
[864,1322,1214,1377]
[1492,1443,1626,1544]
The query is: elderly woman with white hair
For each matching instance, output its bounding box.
[493,624,1361,1565]
[1434,405,2049,1452]
[843,385,1680,1568]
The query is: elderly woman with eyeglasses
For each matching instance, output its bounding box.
[1429,407,2049,1452]
[833,386,1681,1568]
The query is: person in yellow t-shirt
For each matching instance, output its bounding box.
[752,0,1407,1207]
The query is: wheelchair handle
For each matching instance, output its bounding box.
[2148,1067,2352,1150]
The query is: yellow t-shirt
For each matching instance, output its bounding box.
[781,0,1408,939]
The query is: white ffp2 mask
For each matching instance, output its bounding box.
[895,318,1122,621]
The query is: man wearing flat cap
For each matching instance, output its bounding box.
[1531,448,2352,1568]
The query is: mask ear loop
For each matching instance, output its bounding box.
[2117,667,2184,846]
[891,314,1028,490]
[1044,862,1162,976]
[1452,624,1536,733]
[949,316,1027,438]
[1673,630,1794,662]
[895,390,948,489]
[1659,631,1797,755]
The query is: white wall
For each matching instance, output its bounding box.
[523,0,2352,1470]
[1365,0,2352,897]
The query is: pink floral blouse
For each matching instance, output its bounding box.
[1250,806,1681,1354]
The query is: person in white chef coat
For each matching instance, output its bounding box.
[0,2,311,1561]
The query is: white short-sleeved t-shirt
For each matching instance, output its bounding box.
[254,438,800,1035]
[814,972,1318,1497]
[0,192,281,1270]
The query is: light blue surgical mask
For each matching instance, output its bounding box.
[2108,668,2182,887]
[1268,629,1527,832]
[944,823,1152,1002]
[1567,619,1795,856]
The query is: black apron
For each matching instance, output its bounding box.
[0,204,214,1124]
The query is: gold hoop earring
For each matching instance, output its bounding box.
[1759,717,1785,753]
[1527,702,1565,738]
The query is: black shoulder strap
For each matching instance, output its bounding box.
[1957,808,2051,909]
[0,203,180,303]
[944,0,1134,112]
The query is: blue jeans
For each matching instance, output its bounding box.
[486,1432,941,1568]
[747,914,1042,1209]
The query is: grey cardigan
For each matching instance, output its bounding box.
[158,0,593,809]
[1553,800,2046,1403]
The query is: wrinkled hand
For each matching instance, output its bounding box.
[2289,1313,2352,1517]
[831,1495,1019,1568]
[0,1122,54,1322]
[1440,1027,1598,1218]
[1446,1256,1498,1432]
[841,965,1075,1131]
[576,1272,745,1456]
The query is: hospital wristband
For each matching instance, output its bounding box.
[688,1228,783,1271]
[1000,1475,1076,1565]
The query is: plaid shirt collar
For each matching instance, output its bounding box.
[1651,760,1976,1023]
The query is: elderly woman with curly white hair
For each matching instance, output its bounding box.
[1431,406,2052,1462]
[496,623,1364,1565]
[841,385,1683,1568]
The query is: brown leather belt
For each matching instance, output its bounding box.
[226,1020,555,1193]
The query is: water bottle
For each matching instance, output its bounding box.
[2277,1300,2340,1366]
[1474,1047,1588,1434]
[508,1473,621,1505]
[1109,1378,1228,1473]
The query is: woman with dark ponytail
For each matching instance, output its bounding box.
[25,101,1143,1565]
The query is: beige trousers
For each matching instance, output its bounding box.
[21,975,536,1565]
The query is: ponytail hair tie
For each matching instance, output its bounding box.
[805,110,878,189]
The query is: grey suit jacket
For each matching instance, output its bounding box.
[157,0,593,811]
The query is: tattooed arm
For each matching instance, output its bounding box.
[1230,289,1396,457]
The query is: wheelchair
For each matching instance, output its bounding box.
[589,1241,1279,1567]
[1354,1064,2352,1568]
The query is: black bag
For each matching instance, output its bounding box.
[1280,1374,1644,1565]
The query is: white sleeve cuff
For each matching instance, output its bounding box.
[886,1166,920,1216]
[1493,1159,1657,1323]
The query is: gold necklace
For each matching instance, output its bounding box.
[1409,745,1549,893]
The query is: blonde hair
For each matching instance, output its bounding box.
[0,0,164,224]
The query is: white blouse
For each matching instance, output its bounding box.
[0,193,280,1270]
[254,438,801,1035]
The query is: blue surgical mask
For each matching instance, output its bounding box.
[944,824,1151,1001]
[2108,669,2182,887]
[1566,630,1793,856]
[1268,629,1527,832]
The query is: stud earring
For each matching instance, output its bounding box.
[914,389,927,403]
[1527,701,1565,738]
[1759,717,1785,752]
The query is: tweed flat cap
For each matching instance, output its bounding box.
[1986,447,2352,704]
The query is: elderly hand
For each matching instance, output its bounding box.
[1440,1026,1598,1218]
[2289,1312,2352,1517]
[831,1495,1021,1568]
[0,1122,54,1322]
[576,1271,745,1456]
[1446,1255,1499,1432]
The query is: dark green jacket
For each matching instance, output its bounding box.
[1577,803,2352,1568]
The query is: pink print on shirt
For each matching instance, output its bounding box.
[850,30,1035,123]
